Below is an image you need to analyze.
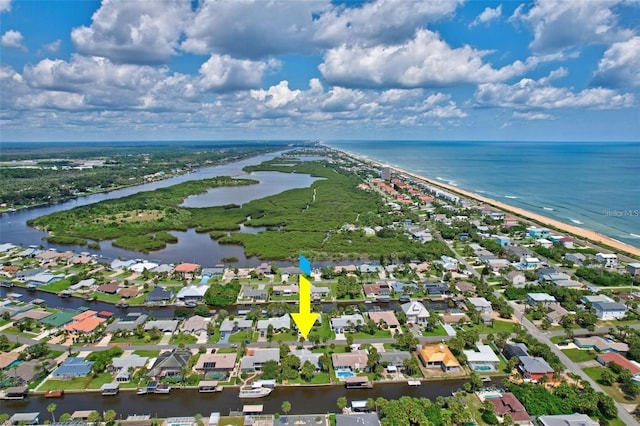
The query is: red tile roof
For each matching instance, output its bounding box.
[598,353,640,375]
[174,263,200,273]
[489,393,531,423]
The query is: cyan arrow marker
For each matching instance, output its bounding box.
[299,254,311,276]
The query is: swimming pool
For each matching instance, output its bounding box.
[336,370,355,379]
[7,360,23,369]
[474,366,493,371]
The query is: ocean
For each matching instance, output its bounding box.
[325,141,640,249]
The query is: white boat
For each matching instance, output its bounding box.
[238,386,272,398]
[481,376,492,383]
[407,380,421,386]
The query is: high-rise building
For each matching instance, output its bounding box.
[381,165,391,181]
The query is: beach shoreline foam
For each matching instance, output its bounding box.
[328,146,640,258]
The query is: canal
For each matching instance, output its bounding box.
[0,379,493,417]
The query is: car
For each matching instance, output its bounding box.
[231,344,238,348]
[244,340,251,344]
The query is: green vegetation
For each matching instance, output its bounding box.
[132,350,160,358]
[204,280,241,306]
[561,348,596,362]
[576,267,635,287]
[169,332,197,345]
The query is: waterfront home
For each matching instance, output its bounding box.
[144,319,179,333]
[596,253,618,268]
[506,271,526,286]
[627,262,640,277]
[145,285,174,304]
[597,353,640,376]
[220,316,253,337]
[424,282,448,295]
[130,261,158,273]
[147,348,192,378]
[362,282,391,299]
[38,310,76,328]
[0,243,17,253]
[418,344,461,372]
[8,412,40,425]
[335,413,381,426]
[96,281,119,294]
[537,414,599,426]
[455,281,475,294]
[52,357,94,379]
[271,284,299,296]
[466,297,493,313]
[293,349,322,370]
[27,272,65,287]
[367,311,400,330]
[194,352,236,378]
[151,264,174,274]
[111,354,149,382]
[69,278,96,292]
[106,312,148,332]
[174,262,200,277]
[118,286,140,299]
[175,285,208,302]
[592,301,627,320]
[391,281,419,294]
[331,314,366,334]
[441,312,470,325]
[239,286,268,302]
[527,293,556,306]
[64,310,105,334]
[69,254,92,265]
[257,313,290,337]
[401,300,429,326]
[463,343,500,372]
[240,348,280,372]
[5,359,55,385]
[518,356,554,381]
[332,350,368,372]
[334,264,358,274]
[503,341,530,360]
[574,336,629,354]
[110,259,136,270]
[311,285,330,300]
[487,393,532,425]
[181,315,210,333]
[380,350,411,368]
[0,351,19,370]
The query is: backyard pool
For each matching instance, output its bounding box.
[335,370,355,379]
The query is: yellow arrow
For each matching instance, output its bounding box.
[291,275,319,339]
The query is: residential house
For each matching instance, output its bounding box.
[145,286,174,304]
[392,282,419,294]
[488,393,532,425]
[418,344,461,372]
[119,286,140,299]
[335,414,381,426]
[486,258,511,271]
[130,261,158,273]
[147,348,192,378]
[181,315,210,333]
[582,294,614,304]
[380,350,411,368]
[520,257,541,270]
[441,312,470,325]
[424,282,448,295]
[467,297,493,313]
[64,310,105,334]
[455,281,475,294]
[367,311,400,330]
[527,293,556,306]
[565,253,586,265]
[362,282,391,299]
[496,236,511,247]
[527,227,550,238]
[69,278,96,292]
[106,313,148,332]
[271,284,299,296]
[52,357,94,379]
[506,271,526,286]
[546,304,569,325]
[596,253,617,268]
[176,285,208,302]
[219,316,253,337]
[537,238,553,249]
[537,414,599,426]
[574,336,629,353]
[503,342,530,360]
[331,314,366,334]
[597,353,640,376]
[463,343,500,372]
[240,348,280,371]
[627,263,640,277]
[440,255,458,272]
[174,262,200,277]
[593,301,627,320]
[401,301,430,325]
[240,286,268,302]
[26,272,65,286]
[293,349,322,370]
[0,351,20,370]
[110,259,136,270]
[38,310,76,329]
[96,281,119,294]
[111,354,149,382]
[194,352,236,378]
[518,356,554,381]
[257,314,291,337]
[5,359,55,385]
[144,320,179,333]
[332,350,369,372]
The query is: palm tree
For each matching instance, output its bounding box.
[103,410,117,425]
[337,396,347,412]
[47,403,57,423]
[281,401,291,423]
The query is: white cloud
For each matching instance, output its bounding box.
[474,77,634,110]
[319,29,555,88]
[515,0,634,53]
[593,36,640,88]
[513,111,554,120]
[71,0,192,64]
[198,55,279,92]
[1,30,25,50]
[470,5,502,27]
[42,39,62,53]
[250,81,301,108]
[0,0,11,13]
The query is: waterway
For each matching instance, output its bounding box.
[0,379,493,417]
[0,152,319,266]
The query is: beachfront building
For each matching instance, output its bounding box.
[381,165,391,181]
[526,227,550,238]
[596,253,618,268]
[463,343,500,372]
[627,263,640,277]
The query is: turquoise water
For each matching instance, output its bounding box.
[326,141,640,248]
[336,370,355,379]
[473,366,493,371]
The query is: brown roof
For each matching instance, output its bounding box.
[175,263,199,273]
[97,281,119,294]
[0,351,20,369]
[119,287,140,298]
[13,308,52,321]
[418,344,461,368]
[2,265,19,274]
[65,316,105,333]
[367,311,400,327]
[194,353,236,371]
[441,313,470,324]
[489,393,531,422]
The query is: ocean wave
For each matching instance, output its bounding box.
[543,207,555,211]
[630,233,640,239]
[504,195,519,199]
[569,219,584,225]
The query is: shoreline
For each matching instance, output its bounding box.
[328,146,640,258]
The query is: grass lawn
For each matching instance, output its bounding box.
[550,336,568,344]
[316,315,335,340]
[0,318,10,327]
[465,393,490,426]
[216,348,239,354]
[287,372,331,385]
[40,280,71,293]
[170,333,197,345]
[217,418,244,426]
[39,376,94,391]
[562,348,596,363]
[228,331,259,343]
[583,366,640,404]
[460,320,518,334]
[347,329,392,339]
[109,335,161,345]
[86,372,115,389]
[133,349,160,358]
[270,330,299,342]
[422,324,448,337]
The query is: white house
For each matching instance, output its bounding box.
[506,271,526,286]
[596,253,617,268]
[593,301,627,320]
[440,255,458,272]
[467,297,493,313]
[527,293,556,306]
[464,343,500,372]
[520,257,541,270]
[401,301,430,325]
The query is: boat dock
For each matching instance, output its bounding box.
[344,377,373,389]
[197,380,223,393]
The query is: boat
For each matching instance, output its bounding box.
[399,295,411,303]
[115,301,129,308]
[84,294,96,301]
[154,383,171,394]
[25,284,37,290]
[481,376,492,383]
[59,290,71,298]
[238,386,272,398]
[136,388,148,395]
[184,301,197,308]
[0,281,13,288]
[407,380,421,386]
[44,390,64,398]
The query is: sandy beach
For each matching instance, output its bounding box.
[331,147,640,259]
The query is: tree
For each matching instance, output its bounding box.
[47,403,56,423]
[337,396,348,412]
[87,411,101,424]
[600,369,616,386]
[261,360,280,380]
[403,357,420,376]
[367,347,381,370]
[103,410,117,425]
[281,401,291,421]
[59,413,71,422]
[301,361,316,382]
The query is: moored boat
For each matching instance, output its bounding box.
[407,380,421,386]
[238,386,272,398]
[44,390,64,398]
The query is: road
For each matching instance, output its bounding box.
[510,301,640,426]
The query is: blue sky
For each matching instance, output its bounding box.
[1,0,639,142]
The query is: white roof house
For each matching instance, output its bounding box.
[257,314,291,331]
[401,301,430,321]
[467,297,493,312]
[175,285,208,300]
[527,293,557,305]
[464,343,500,371]
[130,261,159,273]
[331,314,366,329]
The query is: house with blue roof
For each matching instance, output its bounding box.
[51,357,93,379]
